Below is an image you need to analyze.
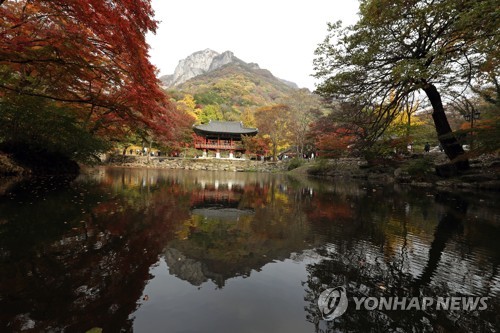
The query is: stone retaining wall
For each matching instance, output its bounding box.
[107,155,287,172]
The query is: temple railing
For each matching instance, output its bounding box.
[194,143,244,150]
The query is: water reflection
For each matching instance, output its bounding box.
[303,186,499,333]
[0,168,498,332]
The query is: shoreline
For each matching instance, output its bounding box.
[103,153,500,191]
[1,152,499,192]
[290,154,500,192]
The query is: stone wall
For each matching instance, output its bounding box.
[107,155,287,173]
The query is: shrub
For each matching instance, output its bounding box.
[287,158,304,171]
[307,158,331,175]
[402,156,434,179]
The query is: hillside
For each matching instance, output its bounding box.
[175,60,298,107]
[161,49,307,122]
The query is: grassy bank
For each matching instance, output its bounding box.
[293,154,500,191]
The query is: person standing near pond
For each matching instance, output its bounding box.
[424,142,430,153]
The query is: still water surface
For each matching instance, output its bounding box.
[0,167,499,332]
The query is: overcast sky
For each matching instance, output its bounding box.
[146,0,360,90]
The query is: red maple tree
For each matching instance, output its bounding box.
[308,115,361,158]
[0,0,182,141]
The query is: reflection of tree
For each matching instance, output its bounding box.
[412,194,466,290]
[302,186,499,333]
[1,170,498,331]
[0,171,192,332]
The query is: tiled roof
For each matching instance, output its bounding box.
[193,121,258,135]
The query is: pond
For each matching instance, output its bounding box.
[0,167,499,332]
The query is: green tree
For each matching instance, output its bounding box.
[199,104,223,123]
[314,0,499,169]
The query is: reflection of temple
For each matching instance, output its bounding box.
[190,179,254,220]
[191,181,244,207]
[193,120,258,158]
[162,177,320,289]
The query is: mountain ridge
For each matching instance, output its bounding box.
[159,49,299,89]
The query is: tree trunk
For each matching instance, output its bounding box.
[147,140,152,163]
[422,83,469,170]
[406,109,411,140]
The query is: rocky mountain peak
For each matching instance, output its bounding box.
[209,51,236,71]
[159,49,298,89]
[161,49,241,88]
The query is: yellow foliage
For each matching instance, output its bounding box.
[390,105,424,127]
[383,97,424,139]
[240,108,256,127]
[176,94,202,122]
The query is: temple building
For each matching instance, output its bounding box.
[193,120,258,158]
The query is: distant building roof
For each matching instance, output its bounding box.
[193,121,258,135]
